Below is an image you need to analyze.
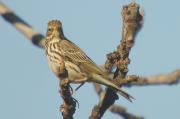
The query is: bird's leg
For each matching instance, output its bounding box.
[68,77,87,95]
[74,82,85,92]
[71,82,86,95]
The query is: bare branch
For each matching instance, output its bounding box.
[59,75,77,119]
[57,60,77,119]
[0,2,45,48]
[101,68,180,87]
[110,105,144,119]
[124,69,180,87]
[91,68,180,118]
[92,83,144,119]
[89,2,144,119]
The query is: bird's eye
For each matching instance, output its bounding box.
[48,28,52,32]
[46,28,53,36]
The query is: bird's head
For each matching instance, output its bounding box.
[46,20,64,39]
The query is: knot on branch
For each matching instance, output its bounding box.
[105,2,144,79]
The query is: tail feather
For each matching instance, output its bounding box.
[117,88,134,102]
[90,73,134,102]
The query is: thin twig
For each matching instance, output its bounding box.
[101,68,180,86]
[124,69,180,87]
[110,105,144,119]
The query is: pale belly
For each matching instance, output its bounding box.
[48,58,87,83]
[64,61,88,83]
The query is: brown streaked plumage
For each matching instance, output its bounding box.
[44,20,134,102]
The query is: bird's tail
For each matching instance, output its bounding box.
[90,73,134,102]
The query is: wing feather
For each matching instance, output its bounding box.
[60,40,105,75]
[60,40,89,62]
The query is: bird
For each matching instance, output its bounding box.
[44,20,134,102]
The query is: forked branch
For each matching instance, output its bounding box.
[89,2,144,119]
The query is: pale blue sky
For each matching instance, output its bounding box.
[0,0,180,119]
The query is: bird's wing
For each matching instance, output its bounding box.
[60,39,90,62]
[60,39,105,75]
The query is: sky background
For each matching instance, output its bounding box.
[0,0,180,119]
